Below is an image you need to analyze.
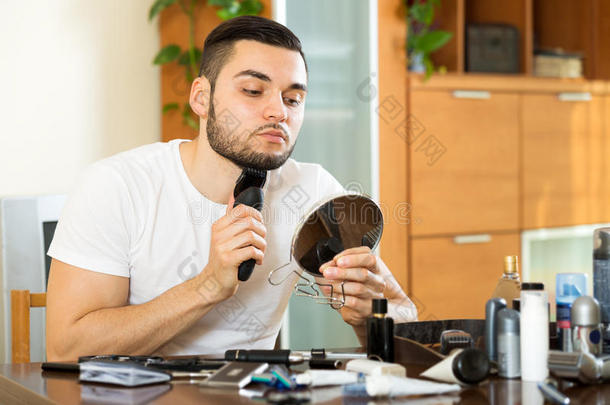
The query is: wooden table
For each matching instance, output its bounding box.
[2,362,610,404]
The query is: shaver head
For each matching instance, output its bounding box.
[234,167,267,198]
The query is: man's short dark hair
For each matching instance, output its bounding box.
[199,15,307,91]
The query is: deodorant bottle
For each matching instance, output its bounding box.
[556,273,587,352]
[520,282,549,382]
[571,295,602,356]
[593,228,610,354]
[497,308,520,378]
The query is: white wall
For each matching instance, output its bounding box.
[0,0,161,197]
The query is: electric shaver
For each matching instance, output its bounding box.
[233,167,267,281]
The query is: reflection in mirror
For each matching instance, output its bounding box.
[294,194,383,276]
[268,193,383,307]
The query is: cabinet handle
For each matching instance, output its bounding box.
[452,90,491,100]
[557,92,591,102]
[453,234,492,244]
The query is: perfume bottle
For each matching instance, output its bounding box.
[491,256,521,309]
[366,298,394,362]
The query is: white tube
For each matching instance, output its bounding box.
[294,370,359,387]
[345,375,460,397]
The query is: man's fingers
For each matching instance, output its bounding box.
[232,245,265,266]
[214,214,266,244]
[342,296,372,316]
[216,204,263,230]
[333,246,371,261]
[341,282,385,299]
[226,194,236,215]
[318,259,336,275]
[322,267,385,292]
[223,229,267,253]
[336,253,377,271]
[230,204,263,222]
[224,217,267,240]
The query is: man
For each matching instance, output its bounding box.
[46,16,416,361]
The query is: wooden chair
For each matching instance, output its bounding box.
[11,290,46,363]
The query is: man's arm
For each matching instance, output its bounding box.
[46,203,267,361]
[46,260,222,360]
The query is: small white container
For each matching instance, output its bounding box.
[520,283,549,382]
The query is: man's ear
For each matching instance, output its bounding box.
[189,76,211,119]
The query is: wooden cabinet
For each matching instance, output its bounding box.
[431,0,610,80]
[522,92,605,228]
[604,94,610,222]
[410,232,520,320]
[410,89,519,236]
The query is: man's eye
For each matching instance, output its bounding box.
[242,89,261,95]
[284,97,301,106]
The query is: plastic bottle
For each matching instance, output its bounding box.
[520,282,549,382]
[556,273,587,352]
[497,308,520,378]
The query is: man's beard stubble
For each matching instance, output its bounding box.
[206,99,296,171]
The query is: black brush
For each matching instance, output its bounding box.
[233,167,267,281]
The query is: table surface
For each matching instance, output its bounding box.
[3,361,610,405]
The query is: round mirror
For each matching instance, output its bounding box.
[292,193,384,277]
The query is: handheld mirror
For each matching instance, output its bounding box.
[268,193,383,308]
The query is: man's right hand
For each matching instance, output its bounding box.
[196,195,267,303]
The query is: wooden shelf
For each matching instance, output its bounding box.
[409,73,610,93]
[428,0,610,80]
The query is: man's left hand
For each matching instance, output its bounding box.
[318,246,417,342]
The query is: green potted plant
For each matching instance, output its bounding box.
[149,0,264,130]
[406,0,452,78]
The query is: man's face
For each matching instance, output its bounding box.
[206,40,307,170]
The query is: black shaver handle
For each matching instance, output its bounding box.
[234,187,265,281]
[225,349,291,364]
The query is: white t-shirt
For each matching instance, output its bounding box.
[48,139,344,356]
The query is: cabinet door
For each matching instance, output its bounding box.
[410,232,520,320]
[522,93,604,228]
[410,90,519,236]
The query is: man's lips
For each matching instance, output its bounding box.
[257,130,287,144]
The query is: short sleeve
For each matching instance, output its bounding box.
[48,162,134,278]
[315,165,345,200]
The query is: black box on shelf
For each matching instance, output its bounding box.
[466,24,520,74]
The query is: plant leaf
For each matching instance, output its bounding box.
[184,115,199,130]
[423,55,434,80]
[208,0,232,6]
[149,0,176,21]
[409,2,433,24]
[182,103,199,130]
[217,8,234,20]
[153,44,181,64]
[413,30,452,54]
[178,48,202,66]
[239,0,263,15]
[162,102,180,113]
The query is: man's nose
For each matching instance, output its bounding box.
[263,93,288,122]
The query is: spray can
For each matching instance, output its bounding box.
[497,308,520,378]
[593,228,610,354]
